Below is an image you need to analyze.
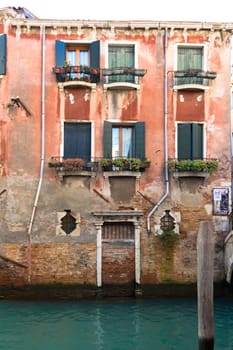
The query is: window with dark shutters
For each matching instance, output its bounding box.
[177,123,203,160]
[55,40,100,82]
[103,121,145,159]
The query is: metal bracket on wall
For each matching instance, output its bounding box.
[8,96,32,117]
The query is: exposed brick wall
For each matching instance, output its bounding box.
[0,243,97,287]
[31,243,96,285]
[102,241,135,285]
[0,244,28,286]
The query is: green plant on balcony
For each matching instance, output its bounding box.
[100,158,112,170]
[128,158,142,171]
[140,159,151,169]
[100,158,151,171]
[167,159,218,174]
[112,158,126,168]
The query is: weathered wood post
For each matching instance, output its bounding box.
[197,221,215,350]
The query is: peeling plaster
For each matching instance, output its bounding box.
[68,93,74,104]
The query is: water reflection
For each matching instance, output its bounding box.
[0,298,233,350]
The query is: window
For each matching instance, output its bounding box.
[177,123,203,160]
[0,34,6,75]
[55,40,100,82]
[112,127,133,158]
[64,122,91,161]
[177,46,204,84]
[103,121,145,159]
[67,45,89,66]
[67,45,89,79]
[56,210,81,237]
[108,45,135,83]
[61,209,76,234]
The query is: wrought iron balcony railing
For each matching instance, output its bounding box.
[48,156,151,173]
[102,67,147,84]
[53,66,147,84]
[53,65,100,83]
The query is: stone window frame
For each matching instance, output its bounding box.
[56,210,81,236]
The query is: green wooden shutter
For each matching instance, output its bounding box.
[192,123,203,159]
[177,47,203,84]
[55,40,66,67]
[0,34,6,75]
[103,121,112,158]
[109,46,134,82]
[178,123,191,160]
[178,47,203,70]
[134,122,145,159]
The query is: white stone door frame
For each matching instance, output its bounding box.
[93,210,143,287]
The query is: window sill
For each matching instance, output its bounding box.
[103,170,141,178]
[57,170,96,181]
[173,171,210,179]
[58,81,96,91]
[103,82,140,91]
[173,84,209,92]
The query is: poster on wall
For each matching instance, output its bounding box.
[213,188,229,215]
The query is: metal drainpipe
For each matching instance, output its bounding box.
[147,27,169,233]
[27,25,46,282]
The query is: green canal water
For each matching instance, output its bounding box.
[0,297,233,350]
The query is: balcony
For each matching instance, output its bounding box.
[53,65,100,83]
[53,65,147,85]
[48,157,151,179]
[174,69,217,87]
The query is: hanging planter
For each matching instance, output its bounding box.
[102,68,125,76]
[132,69,147,77]
[205,71,217,79]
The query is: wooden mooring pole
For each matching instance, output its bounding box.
[197,221,214,350]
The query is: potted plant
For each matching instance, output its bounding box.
[112,158,125,169]
[129,158,142,171]
[100,158,112,171]
[63,158,85,170]
[131,69,147,77]
[140,159,151,170]
[48,157,63,168]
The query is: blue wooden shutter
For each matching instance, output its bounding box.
[0,34,6,75]
[178,123,191,160]
[55,40,66,67]
[90,40,100,69]
[64,123,91,160]
[192,123,203,159]
[103,121,112,158]
[134,122,145,159]
[90,40,100,83]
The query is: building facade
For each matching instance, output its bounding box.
[0,7,232,294]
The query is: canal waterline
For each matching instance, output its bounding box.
[1,297,233,350]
